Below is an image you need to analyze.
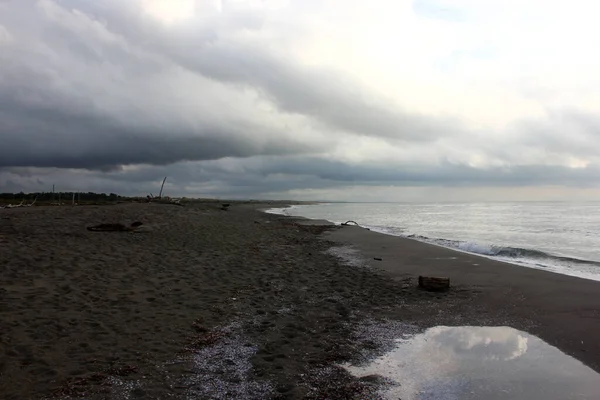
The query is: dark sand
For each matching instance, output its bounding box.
[327,226,600,372]
[1,202,599,399]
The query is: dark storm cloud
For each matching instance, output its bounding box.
[0,0,316,170]
[0,95,312,170]
[0,0,463,173]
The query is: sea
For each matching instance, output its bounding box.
[266,202,600,282]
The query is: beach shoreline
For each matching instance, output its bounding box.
[323,224,600,372]
[272,209,600,370]
[265,203,600,282]
[1,202,599,399]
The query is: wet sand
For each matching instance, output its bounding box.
[1,202,599,399]
[327,226,600,373]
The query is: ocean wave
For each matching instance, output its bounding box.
[264,205,298,216]
[403,234,600,267]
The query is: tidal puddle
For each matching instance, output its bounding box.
[344,326,600,400]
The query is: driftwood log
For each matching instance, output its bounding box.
[5,200,25,209]
[341,220,359,226]
[418,276,450,292]
[158,176,167,199]
[87,222,143,232]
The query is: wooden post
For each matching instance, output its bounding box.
[418,276,450,292]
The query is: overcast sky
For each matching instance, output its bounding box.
[1,0,600,201]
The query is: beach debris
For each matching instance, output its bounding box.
[147,193,183,206]
[191,319,208,333]
[418,276,450,292]
[87,221,144,232]
[3,199,24,209]
[184,327,225,352]
[341,220,360,226]
[106,364,138,377]
[301,365,390,399]
[2,196,39,208]
[145,177,183,205]
[51,364,139,397]
[27,195,38,207]
[1,195,39,209]
[158,176,167,198]
[340,221,371,230]
[156,196,183,206]
[52,373,106,397]
[373,257,383,261]
[221,203,230,211]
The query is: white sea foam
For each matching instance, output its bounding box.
[263,205,300,216]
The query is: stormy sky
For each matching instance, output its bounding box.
[1,0,600,201]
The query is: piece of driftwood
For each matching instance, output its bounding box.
[341,220,359,226]
[155,197,183,206]
[147,193,183,206]
[87,222,144,232]
[1,196,39,209]
[25,195,38,207]
[5,200,25,209]
[418,276,450,292]
[158,176,167,199]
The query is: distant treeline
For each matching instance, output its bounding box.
[0,192,129,203]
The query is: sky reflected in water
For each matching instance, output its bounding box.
[344,326,600,400]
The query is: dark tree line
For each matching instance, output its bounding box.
[0,192,126,203]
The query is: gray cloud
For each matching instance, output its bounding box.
[0,0,465,173]
[0,0,318,170]
[3,156,599,200]
[0,92,312,170]
[165,43,464,142]
[1,1,600,199]
[53,0,443,142]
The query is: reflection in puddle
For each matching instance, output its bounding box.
[344,326,600,400]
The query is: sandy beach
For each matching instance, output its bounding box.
[1,202,600,399]
[327,226,600,372]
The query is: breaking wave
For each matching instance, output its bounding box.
[403,234,600,267]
